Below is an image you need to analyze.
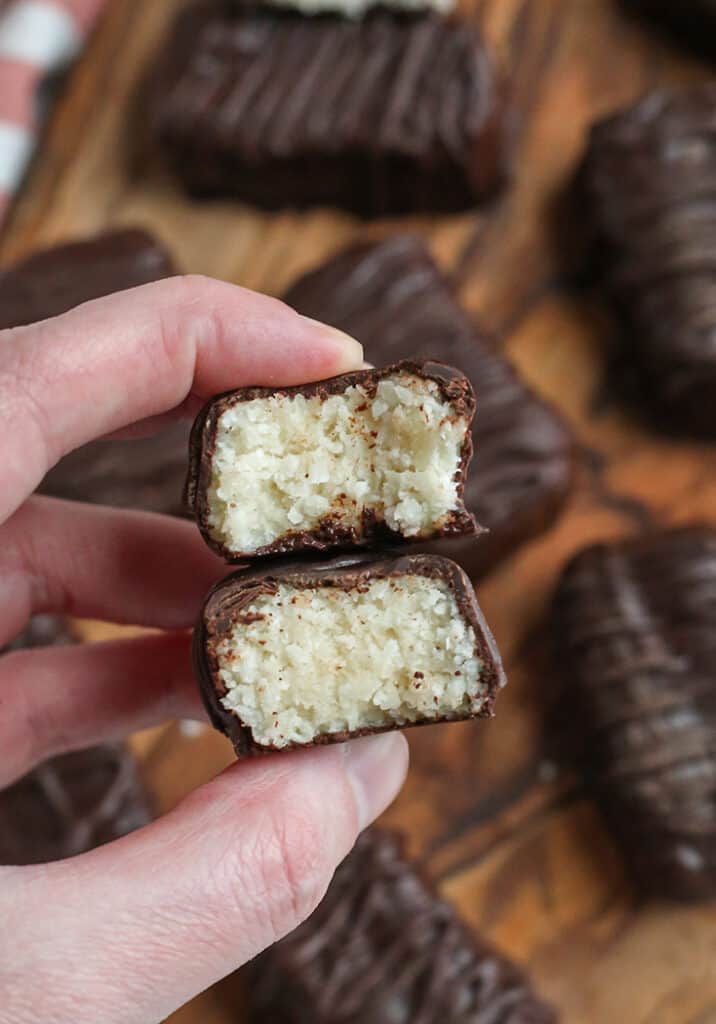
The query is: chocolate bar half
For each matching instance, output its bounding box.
[195,553,504,755]
[581,85,716,437]
[284,236,574,577]
[248,828,557,1023]
[552,527,716,902]
[186,361,477,561]
[0,617,153,864]
[148,4,509,216]
[0,229,190,516]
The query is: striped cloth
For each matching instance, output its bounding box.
[0,0,106,226]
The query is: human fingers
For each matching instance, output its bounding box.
[0,734,409,1024]
[0,274,362,521]
[0,631,204,787]
[0,496,229,640]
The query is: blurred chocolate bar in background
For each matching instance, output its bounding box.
[248,828,557,1022]
[553,527,716,902]
[581,84,716,438]
[148,3,510,215]
[0,228,190,516]
[0,228,174,328]
[284,235,574,577]
[0,616,153,865]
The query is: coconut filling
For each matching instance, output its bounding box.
[217,575,485,747]
[206,375,467,553]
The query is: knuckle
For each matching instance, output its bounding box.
[159,273,219,312]
[256,800,330,937]
[154,274,224,360]
[200,780,333,948]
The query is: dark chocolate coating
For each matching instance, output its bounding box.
[552,526,716,902]
[39,419,192,517]
[0,228,175,329]
[248,828,557,1023]
[194,552,505,756]
[581,85,716,437]
[0,617,153,865]
[147,4,510,216]
[284,236,574,578]
[0,745,153,865]
[0,228,189,516]
[186,359,478,561]
[622,0,716,60]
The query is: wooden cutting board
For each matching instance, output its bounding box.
[2,0,716,1020]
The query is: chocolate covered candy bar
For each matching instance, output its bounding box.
[195,553,504,755]
[0,228,174,329]
[186,361,477,561]
[39,419,192,517]
[148,4,509,216]
[0,744,153,865]
[0,229,190,516]
[284,236,574,577]
[0,617,153,864]
[553,527,716,901]
[581,85,716,437]
[249,828,557,1023]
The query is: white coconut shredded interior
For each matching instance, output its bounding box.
[207,375,466,554]
[217,575,485,747]
[267,0,455,16]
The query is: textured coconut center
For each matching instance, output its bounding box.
[217,575,485,747]
[206,375,467,554]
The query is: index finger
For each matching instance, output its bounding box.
[0,274,363,521]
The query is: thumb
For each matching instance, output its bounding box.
[0,734,408,1024]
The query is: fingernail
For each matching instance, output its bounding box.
[299,316,364,371]
[343,733,409,831]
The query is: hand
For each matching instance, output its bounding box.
[0,275,409,1024]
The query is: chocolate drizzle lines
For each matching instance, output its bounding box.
[0,617,153,865]
[283,235,573,577]
[250,829,556,1023]
[0,745,153,865]
[553,527,716,900]
[150,6,509,214]
[582,84,716,437]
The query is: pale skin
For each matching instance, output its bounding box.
[0,275,409,1024]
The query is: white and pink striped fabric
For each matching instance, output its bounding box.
[0,0,106,226]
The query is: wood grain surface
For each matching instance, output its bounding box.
[3,1,716,1021]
